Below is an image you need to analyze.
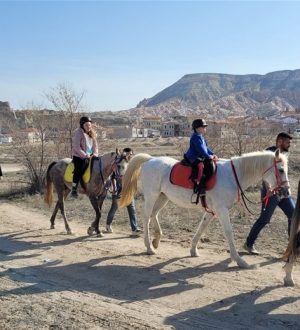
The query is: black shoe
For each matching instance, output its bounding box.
[71,189,78,198]
[197,187,206,196]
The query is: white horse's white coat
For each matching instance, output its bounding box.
[119,150,289,268]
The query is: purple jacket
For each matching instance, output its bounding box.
[72,128,98,159]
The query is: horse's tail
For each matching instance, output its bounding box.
[44,161,56,207]
[283,179,300,261]
[118,153,152,208]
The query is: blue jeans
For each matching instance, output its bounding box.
[246,187,295,247]
[106,195,139,231]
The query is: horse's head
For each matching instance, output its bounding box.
[262,149,290,198]
[113,148,132,177]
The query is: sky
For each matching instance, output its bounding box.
[1,0,300,112]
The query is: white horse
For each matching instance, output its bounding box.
[283,179,300,286]
[119,150,289,268]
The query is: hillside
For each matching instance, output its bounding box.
[136,69,300,118]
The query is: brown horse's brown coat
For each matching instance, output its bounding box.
[44,151,129,236]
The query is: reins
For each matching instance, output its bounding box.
[261,159,289,208]
[230,157,288,214]
[97,153,122,200]
[97,152,129,199]
[230,160,258,215]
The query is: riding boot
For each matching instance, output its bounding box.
[190,165,200,193]
[197,176,206,196]
[71,183,78,198]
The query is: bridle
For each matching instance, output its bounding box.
[261,159,289,207]
[97,152,129,199]
[112,152,132,180]
[230,158,289,213]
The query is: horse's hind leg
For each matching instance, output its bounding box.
[151,193,169,249]
[56,188,72,234]
[190,212,213,257]
[50,202,59,229]
[50,189,69,229]
[143,195,160,255]
[283,258,295,286]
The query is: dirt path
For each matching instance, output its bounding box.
[0,201,299,330]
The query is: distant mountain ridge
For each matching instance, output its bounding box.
[136,69,300,118]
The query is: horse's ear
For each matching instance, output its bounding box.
[275,148,280,159]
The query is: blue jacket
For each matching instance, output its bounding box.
[184,132,214,163]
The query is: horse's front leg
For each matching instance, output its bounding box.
[218,207,250,268]
[283,257,295,286]
[87,196,104,237]
[190,212,213,257]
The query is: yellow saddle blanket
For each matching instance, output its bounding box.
[64,159,92,183]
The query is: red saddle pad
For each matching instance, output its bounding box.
[170,162,217,190]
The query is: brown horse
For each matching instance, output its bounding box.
[283,179,300,286]
[44,150,130,236]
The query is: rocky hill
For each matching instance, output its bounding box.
[136,69,300,118]
[0,102,17,133]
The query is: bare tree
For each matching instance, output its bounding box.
[11,104,56,193]
[210,118,273,158]
[45,83,86,157]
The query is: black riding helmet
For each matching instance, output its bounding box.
[192,119,208,131]
[80,116,92,128]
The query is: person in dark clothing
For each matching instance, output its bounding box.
[184,119,218,196]
[244,132,295,255]
[0,165,3,180]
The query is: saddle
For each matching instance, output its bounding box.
[169,161,217,191]
[64,158,92,183]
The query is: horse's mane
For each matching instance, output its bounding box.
[232,150,288,180]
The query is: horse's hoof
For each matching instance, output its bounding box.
[50,225,55,229]
[284,277,295,287]
[146,248,156,255]
[237,260,250,269]
[96,231,104,238]
[152,239,160,249]
[66,229,72,235]
[87,227,94,236]
[190,248,200,257]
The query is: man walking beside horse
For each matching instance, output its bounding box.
[244,132,295,255]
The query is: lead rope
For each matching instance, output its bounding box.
[230,159,258,215]
[261,159,286,210]
[97,157,111,200]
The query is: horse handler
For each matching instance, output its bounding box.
[244,132,295,255]
[106,148,142,236]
